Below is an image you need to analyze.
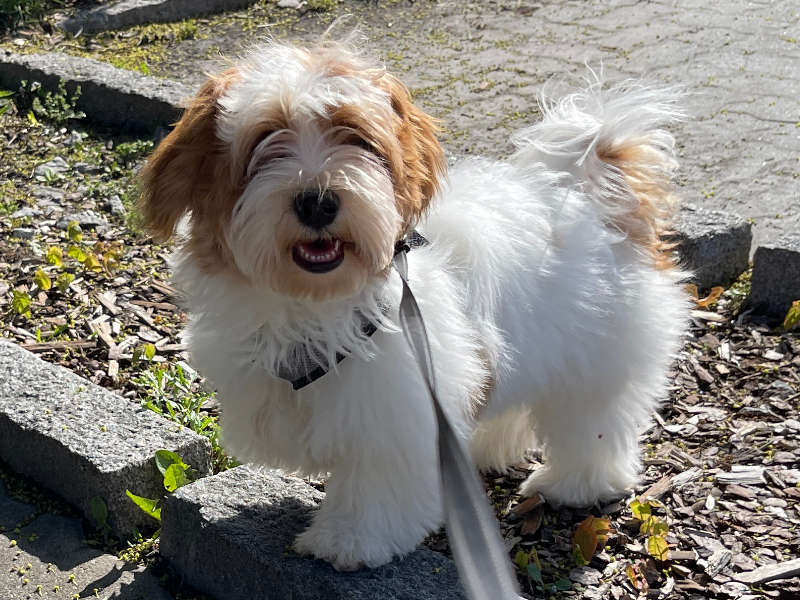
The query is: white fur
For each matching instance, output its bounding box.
[170,47,689,570]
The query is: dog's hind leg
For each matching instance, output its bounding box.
[518,380,652,507]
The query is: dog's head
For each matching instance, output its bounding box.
[140,42,444,300]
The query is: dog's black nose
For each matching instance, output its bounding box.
[293,190,340,229]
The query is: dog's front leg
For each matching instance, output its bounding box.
[293,442,443,571]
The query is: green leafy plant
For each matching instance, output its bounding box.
[783,299,800,330]
[513,546,571,595]
[46,246,63,267]
[55,272,74,293]
[134,363,236,472]
[113,140,154,168]
[0,89,13,116]
[89,496,112,542]
[126,450,195,524]
[630,499,670,561]
[14,79,85,125]
[33,268,51,291]
[0,0,52,31]
[11,289,31,318]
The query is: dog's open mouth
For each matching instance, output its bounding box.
[292,238,345,273]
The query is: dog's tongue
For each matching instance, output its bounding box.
[295,238,343,264]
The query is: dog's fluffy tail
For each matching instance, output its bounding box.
[510,75,684,269]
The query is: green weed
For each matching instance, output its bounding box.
[133,363,236,472]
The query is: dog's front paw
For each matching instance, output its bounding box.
[293,524,396,571]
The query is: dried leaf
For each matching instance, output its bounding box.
[697,286,724,309]
[626,563,649,591]
[572,515,611,565]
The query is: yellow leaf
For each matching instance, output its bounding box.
[33,269,51,291]
[647,535,669,561]
[513,549,528,570]
[46,246,63,267]
[55,273,74,293]
[630,499,651,521]
[83,253,102,273]
[696,286,724,309]
[783,299,800,330]
[67,221,82,242]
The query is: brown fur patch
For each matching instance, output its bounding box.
[139,68,241,273]
[376,73,445,232]
[597,141,678,270]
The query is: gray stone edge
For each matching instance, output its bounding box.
[0,50,191,134]
[160,467,467,600]
[0,342,211,535]
[671,214,753,291]
[748,241,800,318]
[59,0,261,34]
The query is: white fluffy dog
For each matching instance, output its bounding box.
[140,41,689,571]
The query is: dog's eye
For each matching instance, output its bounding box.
[351,136,373,152]
[346,134,382,160]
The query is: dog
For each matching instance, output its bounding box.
[140,40,689,571]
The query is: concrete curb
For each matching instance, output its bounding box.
[59,0,260,34]
[0,50,191,134]
[749,233,800,319]
[0,341,211,535]
[161,465,467,600]
[672,205,752,291]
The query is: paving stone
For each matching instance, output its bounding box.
[672,205,752,291]
[10,228,35,240]
[749,233,800,319]
[0,480,173,600]
[10,206,42,219]
[0,50,191,134]
[56,210,108,230]
[58,0,260,34]
[161,465,466,600]
[106,194,127,217]
[0,341,211,535]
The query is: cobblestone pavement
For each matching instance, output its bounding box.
[0,476,171,600]
[154,0,799,250]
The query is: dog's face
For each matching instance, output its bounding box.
[140,43,444,300]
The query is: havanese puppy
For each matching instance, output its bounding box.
[140,40,689,571]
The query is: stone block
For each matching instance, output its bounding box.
[59,0,260,34]
[0,341,211,535]
[161,465,466,600]
[672,205,752,291]
[749,233,800,319]
[0,50,191,134]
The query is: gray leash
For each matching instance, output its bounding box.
[393,246,521,600]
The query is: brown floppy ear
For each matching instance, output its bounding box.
[139,68,239,242]
[378,73,445,231]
